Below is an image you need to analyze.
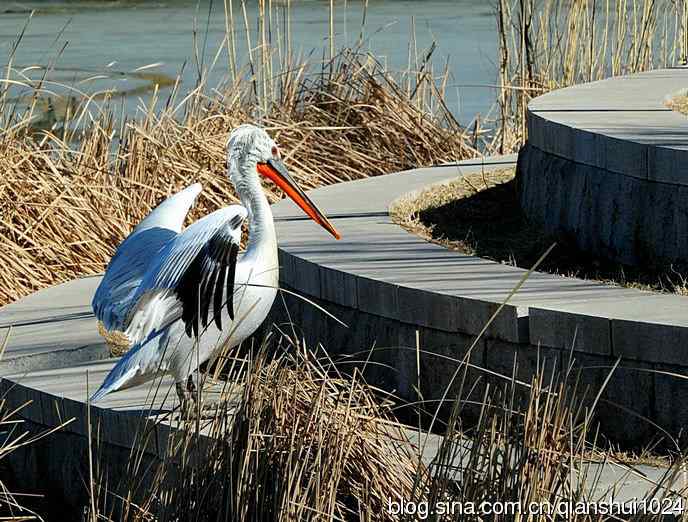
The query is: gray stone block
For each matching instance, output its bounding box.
[612,320,688,366]
[653,364,688,445]
[571,352,656,446]
[397,286,458,332]
[593,171,642,265]
[4,381,32,421]
[60,396,88,437]
[395,322,420,399]
[356,276,398,321]
[343,313,400,390]
[635,181,679,265]
[39,391,64,429]
[549,119,575,160]
[526,111,543,148]
[290,255,321,298]
[676,185,688,261]
[560,161,589,234]
[407,328,485,415]
[456,297,522,344]
[319,265,358,308]
[541,155,567,230]
[277,249,295,288]
[101,410,141,450]
[603,135,647,180]
[483,339,562,393]
[21,385,46,426]
[647,145,688,186]
[529,307,612,356]
[394,322,486,407]
[519,70,688,269]
[517,143,688,268]
[571,128,599,169]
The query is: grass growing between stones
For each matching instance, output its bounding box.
[391,168,688,296]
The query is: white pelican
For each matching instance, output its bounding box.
[90,124,340,405]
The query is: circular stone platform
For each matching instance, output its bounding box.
[518,67,688,268]
[270,155,688,446]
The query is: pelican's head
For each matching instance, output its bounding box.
[226,124,340,239]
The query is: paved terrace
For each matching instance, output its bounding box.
[271,154,688,446]
[273,155,688,366]
[0,267,683,512]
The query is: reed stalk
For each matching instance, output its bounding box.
[495,0,686,150]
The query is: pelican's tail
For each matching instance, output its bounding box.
[89,332,165,404]
[90,360,141,403]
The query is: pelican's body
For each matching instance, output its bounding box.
[91,125,339,404]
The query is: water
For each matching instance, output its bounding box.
[0,0,500,125]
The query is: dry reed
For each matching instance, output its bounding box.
[88,338,426,521]
[495,0,688,151]
[84,330,688,521]
[0,47,476,307]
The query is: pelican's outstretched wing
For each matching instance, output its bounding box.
[124,205,247,346]
[91,205,247,404]
[92,183,203,332]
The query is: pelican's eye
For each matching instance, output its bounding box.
[271,145,280,159]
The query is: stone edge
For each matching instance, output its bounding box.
[527,68,688,186]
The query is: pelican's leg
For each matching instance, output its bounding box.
[187,372,199,403]
[176,372,202,418]
[176,379,194,417]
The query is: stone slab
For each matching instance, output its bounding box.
[528,68,688,185]
[0,276,109,372]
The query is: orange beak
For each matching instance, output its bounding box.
[257,158,341,240]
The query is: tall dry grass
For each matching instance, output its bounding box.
[495,0,688,151]
[5,0,684,305]
[0,48,476,308]
[87,337,425,521]
[0,0,480,307]
[82,330,688,521]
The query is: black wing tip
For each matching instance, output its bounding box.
[175,220,241,338]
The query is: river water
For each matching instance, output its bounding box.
[0,0,500,125]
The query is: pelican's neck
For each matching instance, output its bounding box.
[235,161,276,260]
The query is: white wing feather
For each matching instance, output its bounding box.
[92,183,203,331]
[123,205,247,346]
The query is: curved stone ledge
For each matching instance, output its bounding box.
[0,284,673,514]
[270,154,688,445]
[520,68,688,267]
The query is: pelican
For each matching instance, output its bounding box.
[90,124,340,405]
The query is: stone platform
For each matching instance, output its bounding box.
[0,272,683,515]
[519,67,688,268]
[2,153,688,514]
